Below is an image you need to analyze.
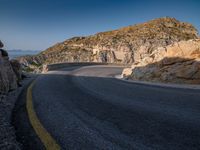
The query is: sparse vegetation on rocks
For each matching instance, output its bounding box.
[18,17,198,72]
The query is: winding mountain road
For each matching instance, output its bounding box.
[14,65,200,150]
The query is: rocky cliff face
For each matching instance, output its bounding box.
[0,52,17,93]
[0,41,21,95]
[122,39,200,84]
[18,17,198,71]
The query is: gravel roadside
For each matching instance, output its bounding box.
[0,73,36,150]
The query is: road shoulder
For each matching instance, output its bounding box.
[12,74,45,150]
[115,75,200,90]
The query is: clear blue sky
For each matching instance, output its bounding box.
[0,0,199,50]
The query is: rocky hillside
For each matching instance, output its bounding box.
[0,40,22,95]
[18,17,198,71]
[122,39,200,84]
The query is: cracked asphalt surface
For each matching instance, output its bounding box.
[14,65,200,150]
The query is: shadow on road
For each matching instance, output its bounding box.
[12,67,200,150]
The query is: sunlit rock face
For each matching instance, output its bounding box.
[122,39,200,84]
[17,17,198,72]
[0,40,3,48]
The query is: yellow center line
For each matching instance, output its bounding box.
[26,81,61,150]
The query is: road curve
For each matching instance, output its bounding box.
[17,65,200,150]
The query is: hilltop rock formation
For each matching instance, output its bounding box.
[0,40,21,94]
[122,39,200,84]
[17,17,198,72]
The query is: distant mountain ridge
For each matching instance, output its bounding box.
[7,49,40,52]
[18,17,199,72]
[8,50,41,59]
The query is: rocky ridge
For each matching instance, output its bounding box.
[17,17,198,72]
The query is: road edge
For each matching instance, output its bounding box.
[26,81,61,150]
[115,75,200,90]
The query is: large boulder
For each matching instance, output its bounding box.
[122,39,200,84]
[0,41,21,94]
[0,51,18,93]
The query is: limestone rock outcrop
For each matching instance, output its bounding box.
[0,41,21,94]
[18,17,198,72]
[122,39,200,84]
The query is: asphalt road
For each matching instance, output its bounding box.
[14,65,200,150]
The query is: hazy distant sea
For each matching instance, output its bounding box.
[7,50,40,59]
